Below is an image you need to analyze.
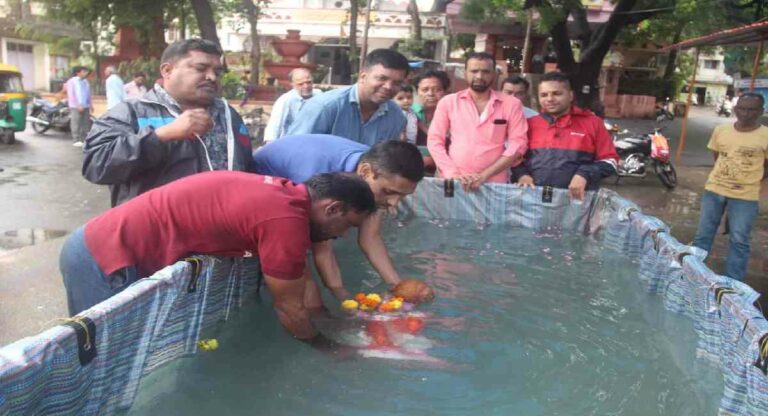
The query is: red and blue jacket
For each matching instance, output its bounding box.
[513,106,619,190]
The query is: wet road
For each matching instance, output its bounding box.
[0,127,108,344]
[0,109,765,345]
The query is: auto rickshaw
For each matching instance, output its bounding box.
[0,64,27,144]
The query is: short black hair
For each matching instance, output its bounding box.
[399,84,414,94]
[502,75,530,90]
[359,141,425,183]
[738,92,765,107]
[465,52,495,67]
[363,49,410,74]
[72,66,89,76]
[133,71,147,78]
[540,71,571,89]
[413,70,450,91]
[160,38,223,64]
[305,172,376,215]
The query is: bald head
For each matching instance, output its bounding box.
[290,68,314,98]
[105,66,117,76]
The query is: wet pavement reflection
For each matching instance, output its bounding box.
[0,228,69,253]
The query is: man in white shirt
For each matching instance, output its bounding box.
[264,68,321,142]
[123,71,148,99]
[104,66,125,110]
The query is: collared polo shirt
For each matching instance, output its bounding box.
[286,85,406,146]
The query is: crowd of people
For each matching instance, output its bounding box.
[58,37,767,344]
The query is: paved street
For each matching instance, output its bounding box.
[0,108,766,346]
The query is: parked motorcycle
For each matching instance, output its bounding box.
[606,122,678,189]
[655,97,675,122]
[27,97,71,134]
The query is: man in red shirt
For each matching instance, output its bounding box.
[59,171,376,340]
[515,72,618,199]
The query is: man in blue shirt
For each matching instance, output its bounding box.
[286,49,409,146]
[253,134,431,310]
[501,75,538,119]
[263,68,322,142]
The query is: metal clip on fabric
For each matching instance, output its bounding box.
[542,186,553,203]
[753,333,768,375]
[444,179,454,198]
[63,316,97,366]
[185,257,203,293]
[676,251,692,265]
[714,287,737,306]
[650,228,665,252]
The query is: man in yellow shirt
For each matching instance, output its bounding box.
[693,93,768,280]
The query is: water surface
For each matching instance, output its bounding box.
[128,219,722,416]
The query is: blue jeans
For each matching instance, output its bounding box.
[60,226,140,316]
[692,190,759,281]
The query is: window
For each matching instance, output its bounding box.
[7,42,33,53]
[0,73,24,93]
[703,60,720,70]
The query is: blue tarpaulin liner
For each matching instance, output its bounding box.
[2,178,767,415]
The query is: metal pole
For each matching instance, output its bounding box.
[521,8,533,73]
[675,48,700,164]
[358,0,373,74]
[750,39,764,92]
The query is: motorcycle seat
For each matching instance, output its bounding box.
[42,102,66,113]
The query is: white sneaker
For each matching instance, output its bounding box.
[72,141,84,147]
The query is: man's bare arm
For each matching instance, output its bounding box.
[264,274,317,339]
[358,211,402,286]
[311,240,350,300]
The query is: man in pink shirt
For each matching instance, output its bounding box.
[427,52,528,190]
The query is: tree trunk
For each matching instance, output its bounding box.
[243,0,260,85]
[567,61,603,113]
[359,0,372,73]
[180,0,187,40]
[407,0,421,42]
[189,0,222,49]
[349,0,359,76]
[546,0,661,113]
[661,25,685,99]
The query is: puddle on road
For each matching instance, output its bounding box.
[0,229,68,253]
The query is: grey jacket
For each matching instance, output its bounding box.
[82,88,256,206]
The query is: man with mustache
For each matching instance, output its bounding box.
[60,171,376,340]
[82,39,255,206]
[427,52,528,191]
[287,49,410,146]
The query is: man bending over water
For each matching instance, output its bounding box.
[253,134,433,310]
[60,171,375,341]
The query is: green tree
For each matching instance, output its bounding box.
[38,0,116,80]
[626,0,764,98]
[462,0,673,110]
